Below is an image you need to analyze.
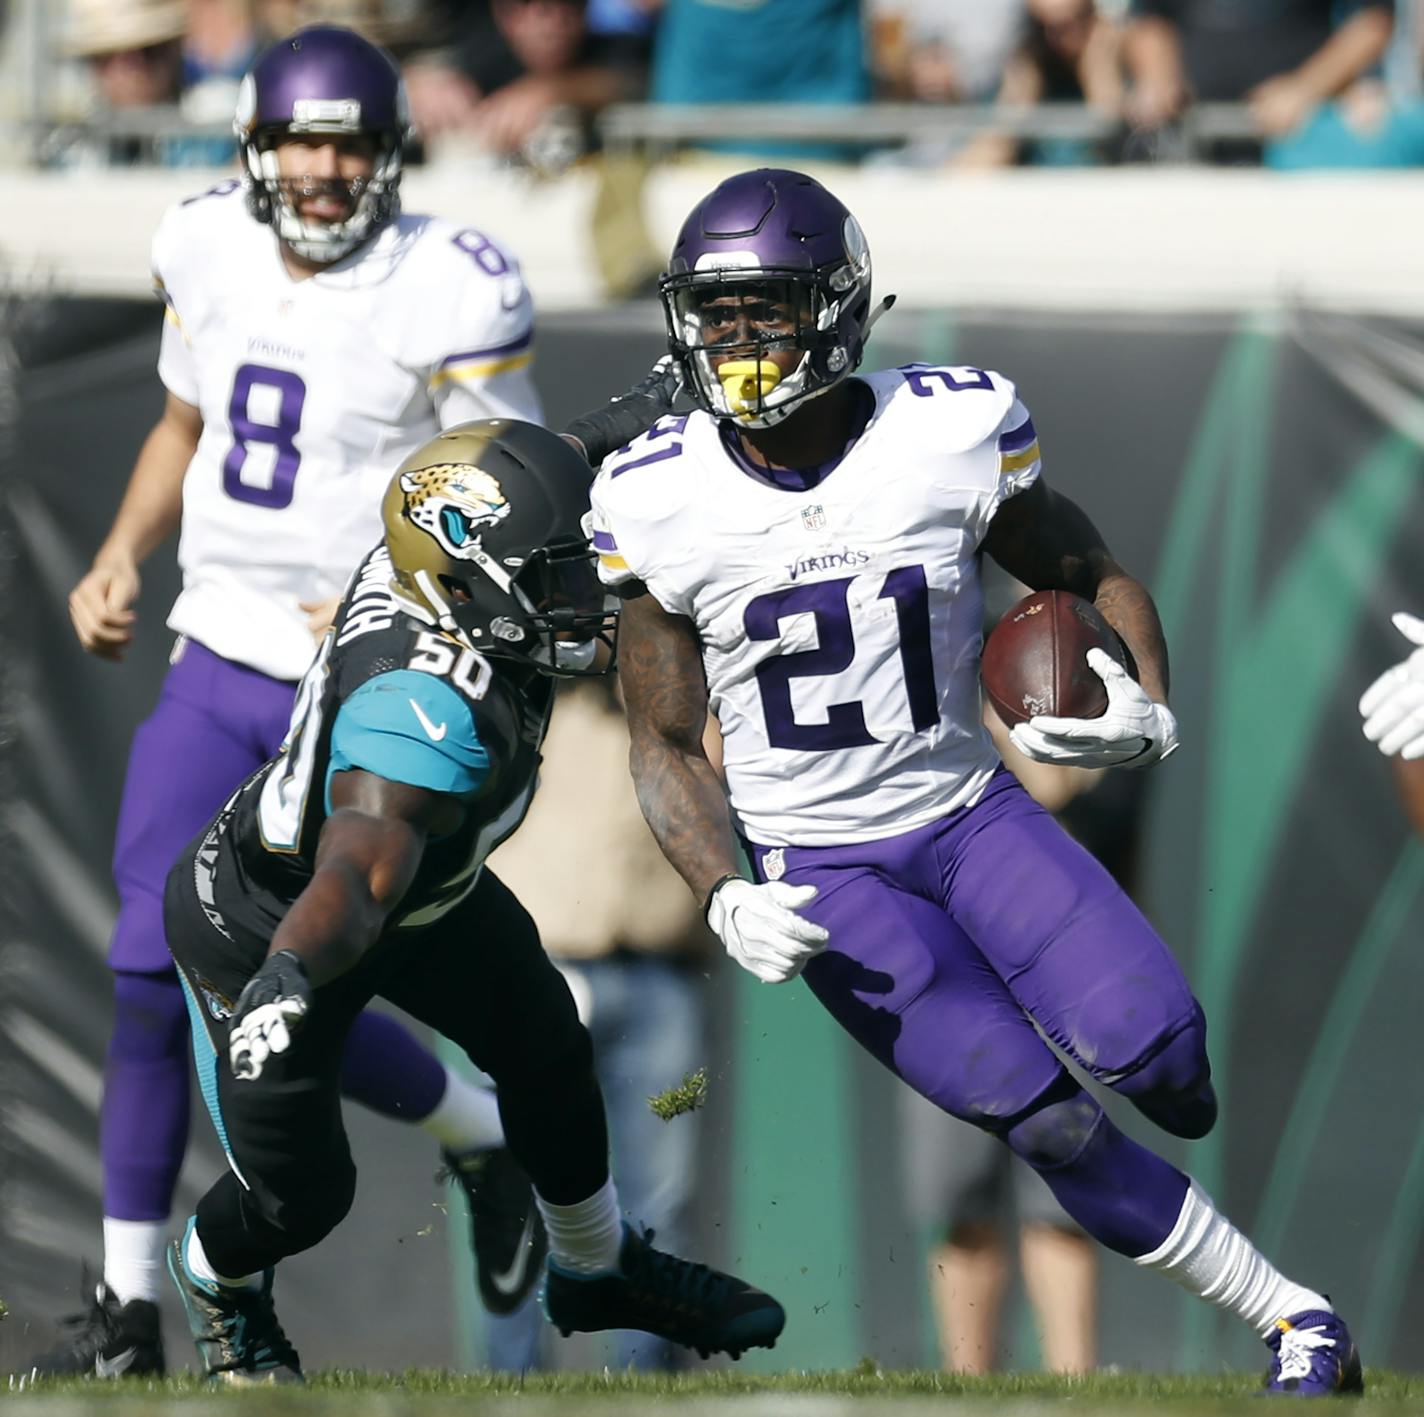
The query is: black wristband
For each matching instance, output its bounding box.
[702,872,743,925]
[270,948,308,979]
[564,393,665,469]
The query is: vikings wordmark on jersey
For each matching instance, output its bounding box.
[589,365,1042,847]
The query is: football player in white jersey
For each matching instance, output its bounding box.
[39,25,545,1380]
[590,168,1362,1395]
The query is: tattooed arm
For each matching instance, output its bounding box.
[981,476,1170,704]
[619,590,831,980]
[619,591,740,902]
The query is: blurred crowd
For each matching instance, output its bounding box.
[28,0,1424,173]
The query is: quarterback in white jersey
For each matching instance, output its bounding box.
[43,26,542,1383]
[592,168,1364,1396]
[154,180,538,679]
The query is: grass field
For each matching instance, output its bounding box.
[6,1369,1423,1414]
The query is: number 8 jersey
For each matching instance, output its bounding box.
[588,365,1042,848]
[153,182,542,682]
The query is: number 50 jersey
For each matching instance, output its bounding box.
[153,181,542,682]
[588,365,1042,848]
[202,544,552,943]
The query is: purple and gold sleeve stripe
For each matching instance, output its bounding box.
[997,417,1040,474]
[153,274,185,332]
[592,528,628,573]
[429,332,534,388]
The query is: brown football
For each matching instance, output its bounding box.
[981,590,1129,727]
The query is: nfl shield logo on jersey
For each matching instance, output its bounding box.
[800,505,827,532]
[764,848,786,881]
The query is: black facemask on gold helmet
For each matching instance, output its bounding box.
[382,420,617,676]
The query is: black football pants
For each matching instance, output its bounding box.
[163,860,609,1278]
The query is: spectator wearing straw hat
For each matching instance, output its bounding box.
[62,0,236,165]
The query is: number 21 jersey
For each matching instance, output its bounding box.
[152,182,542,682]
[588,366,1042,848]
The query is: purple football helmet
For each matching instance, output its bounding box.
[234,25,408,264]
[659,169,876,427]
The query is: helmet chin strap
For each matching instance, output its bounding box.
[391,577,435,624]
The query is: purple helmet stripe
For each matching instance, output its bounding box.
[591,529,619,553]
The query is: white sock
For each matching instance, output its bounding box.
[1135,1181,1331,1337]
[184,1223,260,1291]
[537,1176,624,1274]
[419,1069,505,1152]
[102,1218,166,1304]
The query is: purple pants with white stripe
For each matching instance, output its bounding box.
[745,769,1216,1257]
[103,639,446,1223]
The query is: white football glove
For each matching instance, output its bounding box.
[1359,611,1424,761]
[705,877,830,985]
[1009,647,1180,770]
[228,950,311,1081]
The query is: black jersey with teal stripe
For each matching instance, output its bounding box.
[208,543,552,938]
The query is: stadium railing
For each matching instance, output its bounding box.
[596,101,1262,160]
[3,101,1265,169]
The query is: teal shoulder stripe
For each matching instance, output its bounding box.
[327,670,489,806]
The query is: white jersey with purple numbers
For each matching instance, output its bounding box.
[153,180,542,681]
[588,365,1042,847]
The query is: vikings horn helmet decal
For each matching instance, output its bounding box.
[383,420,618,677]
[234,24,408,264]
[658,168,890,428]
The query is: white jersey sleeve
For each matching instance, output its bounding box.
[973,391,1041,544]
[415,224,542,428]
[151,198,205,405]
[889,364,1042,545]
[156,302,198,405]
[587,416,698,617]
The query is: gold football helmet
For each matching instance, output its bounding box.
[382,419,616,675]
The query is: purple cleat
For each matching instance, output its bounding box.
[1264,1310,1363,1397]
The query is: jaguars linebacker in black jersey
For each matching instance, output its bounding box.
[162,420,785,1383]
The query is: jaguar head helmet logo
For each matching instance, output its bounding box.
[400,463,511,559]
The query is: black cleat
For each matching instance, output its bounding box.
[442,1147,549,1315]
[166,1225,302,1385]
[18,1269,164,1379]
[542,1225,785,1361]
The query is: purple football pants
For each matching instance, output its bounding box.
[745,769,1216,1257]
[103,639,446,1223]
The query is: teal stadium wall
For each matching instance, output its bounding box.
[1,300,1421,1374]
